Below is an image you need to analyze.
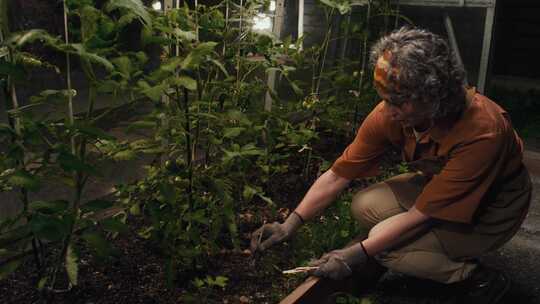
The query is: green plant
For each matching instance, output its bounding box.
[0,0,151,296]
[0,0,412,299]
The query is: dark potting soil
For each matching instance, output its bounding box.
[0,214,304,304]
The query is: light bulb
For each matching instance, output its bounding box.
[269,1,276,11]
[152,1,162,11]
[252,13,272,31]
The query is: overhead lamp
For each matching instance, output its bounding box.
[151,1,162,11]
[252,13,273,32]
[269,0,276,11]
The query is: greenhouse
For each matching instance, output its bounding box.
[1,0,540,303]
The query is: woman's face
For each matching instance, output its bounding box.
[377,91,423,128]
[374,54,430,128]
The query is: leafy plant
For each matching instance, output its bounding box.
[0,0,410,300]
[0,0,150,297]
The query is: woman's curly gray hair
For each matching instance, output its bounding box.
[370,27,467,119]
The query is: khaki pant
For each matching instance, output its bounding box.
[351,173,477,284]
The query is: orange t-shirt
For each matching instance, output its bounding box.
[331,90,525,223]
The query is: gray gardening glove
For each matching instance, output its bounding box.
[308,242,368,280]
[250,212,303,253]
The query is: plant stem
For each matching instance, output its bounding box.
[50,1,80,292]
[223,0,229,56]
[177,87,193,210]
[235,0,244,105]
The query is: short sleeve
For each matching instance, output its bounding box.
[330,102,391,180]
[414,133,506,223]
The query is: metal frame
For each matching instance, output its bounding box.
[391,0,494,7]
[444,13,468,85]
[343,0,497,93]
[477,2,496,93]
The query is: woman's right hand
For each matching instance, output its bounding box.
[249,212,303,253]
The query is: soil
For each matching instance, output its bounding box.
[0,214,305,304]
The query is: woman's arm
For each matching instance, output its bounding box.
[294,169,351,221]
[362,206,431,256]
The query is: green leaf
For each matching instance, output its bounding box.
[141,82,168,101]
[58,151,98,175]
[73,123,115,140]
[100,218,128,234]
[129,203,141,216]
[206,275,228,288]
[173,28,197,41]
[289,81,303,96]
[318,0,351,14]
[137,226,153,239]
[160,57,183,73]
[97,80,121,94]
[16,52,60,73]
[223,127,245,138]
[8,170,41,192]
[134,51,148,64]
[126,120,157,132]
[65,43,114,71]
[29,200,69,214]
[210,59,229,77]
[66,244,78,286]
[81,232,113,258]
[30,89,76,105]
[105,0,152,27]
[30,214,69,241]
[140,147,164,154]
[80,5,101,43]
[159,183,176,203]
[257,194,274,206]
[113,150,136,161]
[192,277,205,288]
[243,185,258,202]
[189,209,208,225]
[37,276,48,290]
[0,258,22,280]
[111,56,132,78]
[190,112,218,120]
[171,76,197,91]
[181,42,218,70]
[240,143,264,156]
[225,110,252,125]
[6,29,59,49]
[117,13,138,29]
[81,199,113,213]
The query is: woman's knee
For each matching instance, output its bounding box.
[351,183,400,228]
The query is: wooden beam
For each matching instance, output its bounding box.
[279,275,362,304]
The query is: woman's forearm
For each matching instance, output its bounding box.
[294,169,351,220]
[361,206,431,256]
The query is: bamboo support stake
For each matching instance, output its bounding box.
[235,0,244,106]
[353,0,371,133]
[0,7,21,136]
[63,0,75,155]
[315,8,335,95]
